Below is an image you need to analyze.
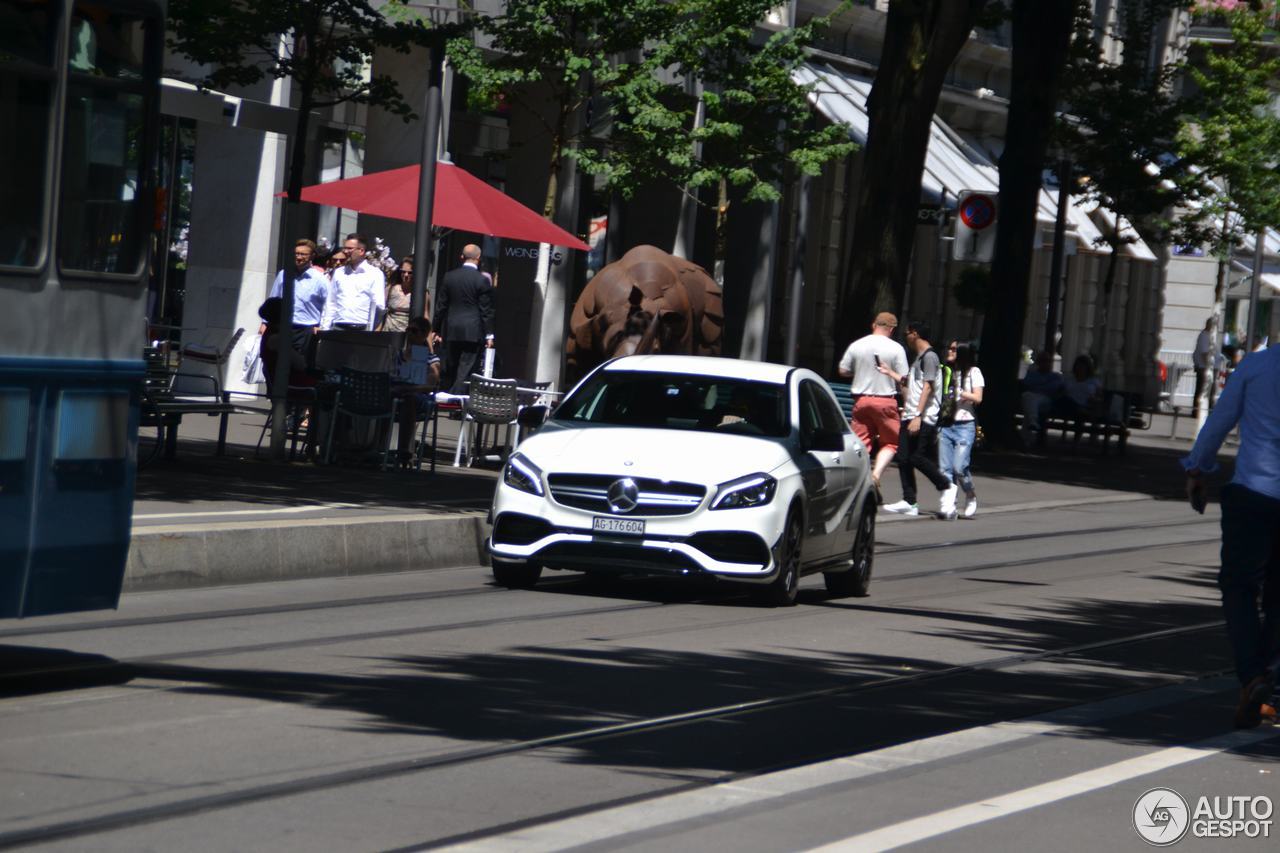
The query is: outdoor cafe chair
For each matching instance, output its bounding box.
[456,375,519,467]
[323,368,397,469]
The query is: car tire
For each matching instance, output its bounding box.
[492,558,543,589]
[755,509,802,607]
[825,504,874,598]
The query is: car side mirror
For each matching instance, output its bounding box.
[517,405,550,431]
[808,429,845,452]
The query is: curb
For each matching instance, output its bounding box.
[125,512,491,592]
[124,492,1156,592]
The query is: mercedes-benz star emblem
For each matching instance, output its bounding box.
[607,478,640,513]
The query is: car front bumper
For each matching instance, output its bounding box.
[488,483,789,583]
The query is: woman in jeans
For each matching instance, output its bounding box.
[939,341,984,519]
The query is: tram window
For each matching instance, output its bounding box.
[69,3,146,80]
[0,1,57,66]
[59,85,145,274]
[55,391,129,460]
[0,77,51,268]
[0,390,31,461]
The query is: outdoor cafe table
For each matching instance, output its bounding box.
[436,386,564,467]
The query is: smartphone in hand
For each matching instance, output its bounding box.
[1190,490,1207,514]
[874,355,881,367]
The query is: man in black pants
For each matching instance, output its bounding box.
[878,320,957,517]
[435,244,495,394]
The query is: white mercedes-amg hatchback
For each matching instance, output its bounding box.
[487,355,877,606]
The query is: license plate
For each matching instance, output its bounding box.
[592,516,645,536]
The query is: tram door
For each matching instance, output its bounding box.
[0,1,163,617]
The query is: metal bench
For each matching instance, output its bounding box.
[139,347,239,463]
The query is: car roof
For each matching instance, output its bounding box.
[601,355,796,385]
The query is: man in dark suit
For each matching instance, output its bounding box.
[435,244,495,394]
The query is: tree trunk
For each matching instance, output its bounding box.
[977,0,1075,448]
[1091,235,1122,367]
[837,0,988,335]
[271,34,316,459]
[530,95,581,389]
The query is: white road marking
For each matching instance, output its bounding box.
[809,726,1280,852]
[439,678,1252,852]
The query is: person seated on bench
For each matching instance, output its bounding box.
[1058,354,1105,423]
[393,316,441,466]
[1020,350,1064,447]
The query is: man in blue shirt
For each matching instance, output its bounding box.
[1183,343,1280,728]
[267,238,328,359]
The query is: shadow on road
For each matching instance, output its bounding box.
[108,567,1238,779]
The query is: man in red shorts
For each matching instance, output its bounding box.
[837,311,909,492]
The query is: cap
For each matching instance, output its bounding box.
[874,311,898,328]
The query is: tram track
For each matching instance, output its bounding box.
[0,528,1220,689]
[0,618,1228,850]
[0,516,1218,641]
[0,519,1220,696]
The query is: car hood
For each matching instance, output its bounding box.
[518,425,792,484]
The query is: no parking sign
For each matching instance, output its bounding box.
[953,190,998,262]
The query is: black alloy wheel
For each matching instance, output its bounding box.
[756,509,802,607]
[824,504,875,598]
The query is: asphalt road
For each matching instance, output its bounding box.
[2,498,1276,852]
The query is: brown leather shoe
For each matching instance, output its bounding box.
[1234,673,1277,729]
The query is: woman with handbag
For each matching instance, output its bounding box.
[938,341,984,519]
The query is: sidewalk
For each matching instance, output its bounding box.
[125,408,1226,592]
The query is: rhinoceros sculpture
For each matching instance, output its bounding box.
[565,245,724,384]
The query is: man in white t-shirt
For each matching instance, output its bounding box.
[321,233,386,331]
[875,320,958,517]
[1192,317,1217,416]
[838,311,909,490]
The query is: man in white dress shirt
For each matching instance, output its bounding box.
[321,233,385,331]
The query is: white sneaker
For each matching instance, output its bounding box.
[963,497,978,519]
[939,484,959,516]
[883,500,918,515]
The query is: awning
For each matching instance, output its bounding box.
[795,61,1156,256]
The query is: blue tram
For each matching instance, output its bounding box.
[1,0,164,617]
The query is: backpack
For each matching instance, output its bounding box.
[933,352,957,427]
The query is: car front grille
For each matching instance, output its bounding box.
[546,473,706,517]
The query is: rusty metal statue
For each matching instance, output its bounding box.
[565,245,724,384]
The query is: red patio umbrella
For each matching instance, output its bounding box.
[294,162,590,251]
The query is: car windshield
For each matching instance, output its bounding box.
[555,371,789,437]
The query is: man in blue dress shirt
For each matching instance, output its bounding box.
[267,238,328,358]
[1183,343,1280,727]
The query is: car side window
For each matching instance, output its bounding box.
[798,381,824,441]
[814,386,850,435]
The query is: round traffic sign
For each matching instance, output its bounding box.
[959,194,996,230]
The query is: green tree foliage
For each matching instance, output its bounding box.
[1056,0,1202,366]
[1178,0,1280,256]
[1176,0,1280,426]
[447,0,854,223]
[1058,0,1201,259]
[168,0,441,201]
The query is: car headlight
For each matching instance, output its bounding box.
[711,473,777,510]
[503,452,544,496]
